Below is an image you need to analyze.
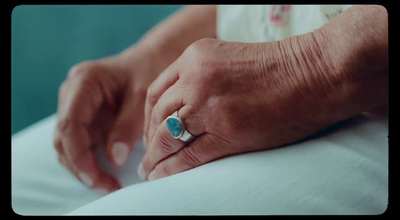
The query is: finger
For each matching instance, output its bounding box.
[56,66,120,191]
[54,135,70,169]
[105,85,146,167]
[56,146,119,195]
[59,74,103,125]
[147,134,229,181]
[139,117,186,180]
[60,119,121,192]
[54,120,81,183]
[54,82,69,166]
[139,104,204,180]
[143,64,179,147]
[147,85,183,153]
[54,131,65,157]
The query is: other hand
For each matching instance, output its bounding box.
[54,47,158,193]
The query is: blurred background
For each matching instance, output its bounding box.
[11,5,183,134]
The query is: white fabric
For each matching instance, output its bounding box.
[12,113,388,215]
[12,115,145,215]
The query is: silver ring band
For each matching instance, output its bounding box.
[166,110,195,143]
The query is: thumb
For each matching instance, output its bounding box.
[105,88,145,167]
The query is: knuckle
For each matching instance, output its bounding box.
[58,80,68,96]
[53,137,63,152]
[155,129,175,154]
[184,39,214,66]
[68,61,99,79]
[182,39,223,85]
[159,160,172,177]
[146,83,158,106]
[67,62,106,91]
[56,117,79,135]
[187,38,217,52]
[178,147,201,168]
[60,61,100,99]
[57,82,69,107]
[141,157,152,174]
[150,104,164,129]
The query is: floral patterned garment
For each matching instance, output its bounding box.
[217,5,352,43]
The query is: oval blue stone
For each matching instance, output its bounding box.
[166,117,183,138]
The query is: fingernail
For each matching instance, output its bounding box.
[79,172,93,187]
[112,142,130,167]
[137,163,146,181]
[142,135,147,148]
[94,187,109,196]
[148,170,158,181]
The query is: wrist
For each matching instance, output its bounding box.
[115,42,168,88]
[311,6,388,117]
[272,31,363,126]
[275,17,387,126]
[119,42,164,72]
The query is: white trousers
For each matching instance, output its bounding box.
[12,113,388,215]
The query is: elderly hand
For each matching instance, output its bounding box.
[53,5,218,193]
[139,37,339,181]
[54,46,160,193]
[139,5,388,182]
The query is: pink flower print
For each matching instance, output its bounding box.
[269,5,291,27]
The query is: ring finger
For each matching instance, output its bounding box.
[139,104,203,180]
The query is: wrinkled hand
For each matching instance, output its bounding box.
[54,49,157,193]
[139,37,337,181]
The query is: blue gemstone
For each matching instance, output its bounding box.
[166,117,183,138]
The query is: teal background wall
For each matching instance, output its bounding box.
[11,5,183,134]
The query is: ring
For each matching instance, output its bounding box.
[166,110,195,142]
